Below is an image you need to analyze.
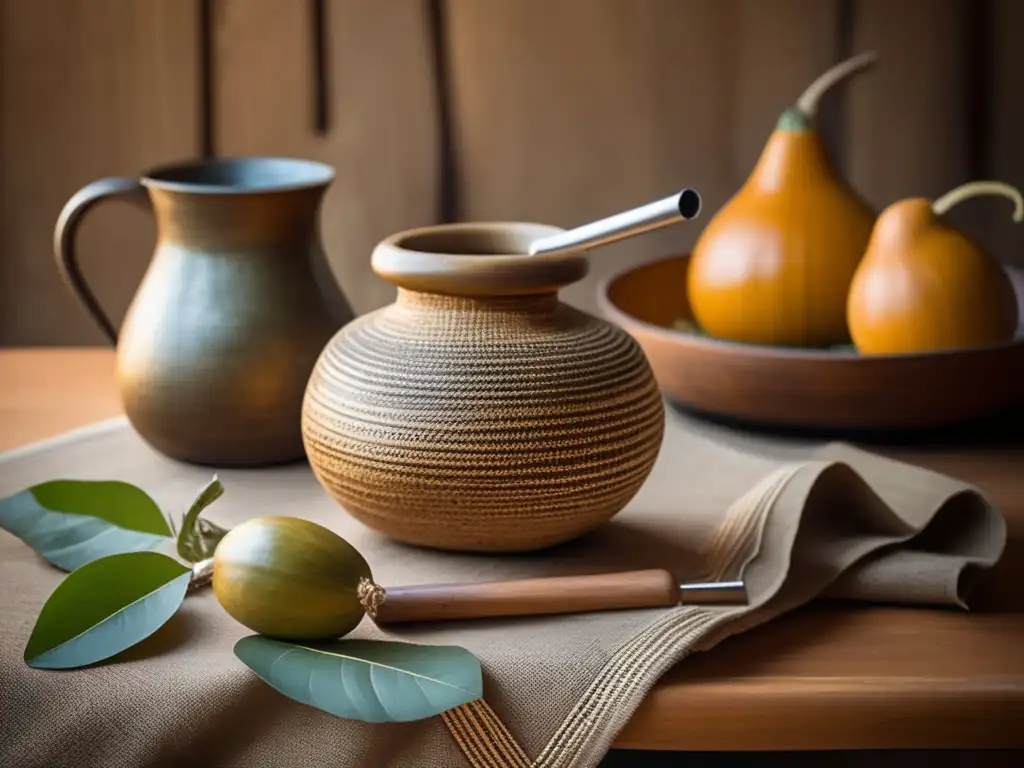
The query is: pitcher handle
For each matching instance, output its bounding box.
[53,177,151,345]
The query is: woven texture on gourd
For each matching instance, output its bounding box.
[302,289,665,551]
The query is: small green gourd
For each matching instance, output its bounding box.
[212,516,381,641]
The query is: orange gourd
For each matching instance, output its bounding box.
[847,181,1022,355]
[687,53,878,347]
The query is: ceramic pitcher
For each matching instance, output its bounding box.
[54,156,351,467]
[302,222,665,552]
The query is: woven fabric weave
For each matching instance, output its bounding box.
[0,413,1006,768]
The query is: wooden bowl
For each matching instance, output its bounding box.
[598,254,1024,432]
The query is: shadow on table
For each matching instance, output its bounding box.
[601,750,1023,767]
[667,401,1024,451]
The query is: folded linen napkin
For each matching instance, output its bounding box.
[0,410,1005,768]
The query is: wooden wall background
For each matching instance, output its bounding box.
[2,0,1023,346]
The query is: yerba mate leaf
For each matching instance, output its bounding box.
[0,480,171,571]
[24,551,191,669]
[234,636,483,723]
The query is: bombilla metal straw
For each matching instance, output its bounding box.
[527,188,702,257]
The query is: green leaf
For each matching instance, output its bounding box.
[30,480,170,534]
[0,480,172,571]
[176,475,229,563]
[234,636,483,723]
[24,551,191,669]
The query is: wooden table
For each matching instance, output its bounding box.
[2,348,1023,753]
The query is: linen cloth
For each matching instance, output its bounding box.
[0,410,1005,768]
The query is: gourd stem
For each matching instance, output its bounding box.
[932,181,1024,222]
[358,577,387,618]
[796,51,878,120]
[189,557,215,592]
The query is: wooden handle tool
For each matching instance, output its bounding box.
[371,569,746,625]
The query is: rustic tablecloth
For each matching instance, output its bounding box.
[0,409,1005,767]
